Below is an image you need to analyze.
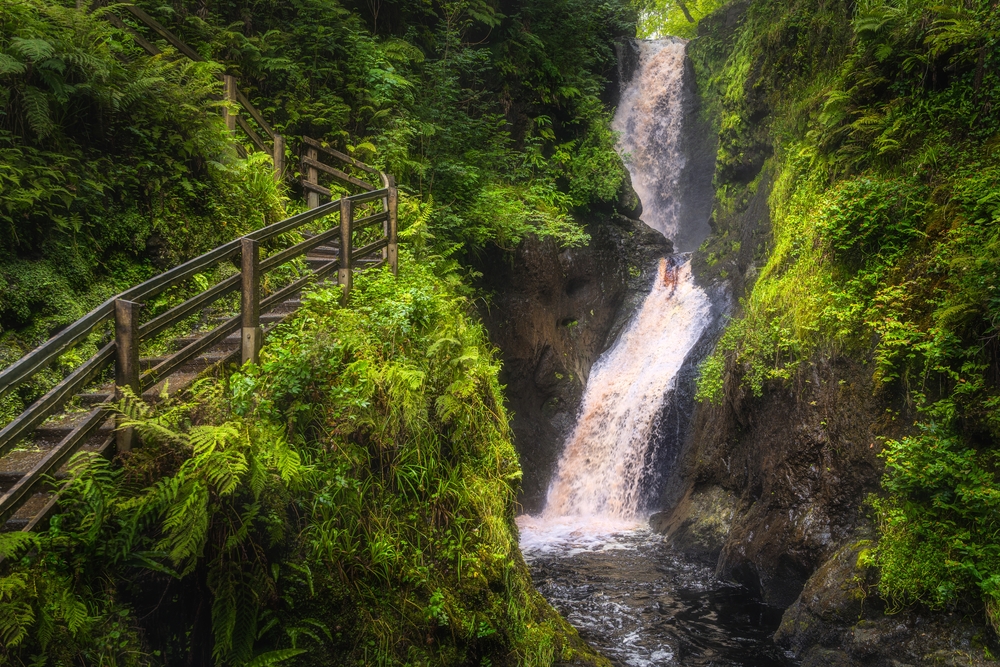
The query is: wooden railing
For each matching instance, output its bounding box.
[0,181,398,528]
[108,4,285,179]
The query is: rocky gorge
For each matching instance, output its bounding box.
[487,0,1000,664]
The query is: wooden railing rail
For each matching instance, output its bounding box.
[0,181,398,527]
[0,3,403,533]
[301,136,381,209]
[110,6,388,202]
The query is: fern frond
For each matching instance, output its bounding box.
[56,586,88,636]
[196,450,248,497]
[10,37,55,62]
[158,480,210,571]
[20,85,54,139]
[0,532,39,560]
[210,561,239,662]
[245,648,308,667]
[0,53,26,75]
[0,573,33,648]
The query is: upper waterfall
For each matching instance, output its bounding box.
[613,38,706,253]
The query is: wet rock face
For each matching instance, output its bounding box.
[657,353,885,606]
[650,485,736,563]
[776,543,998,666]
[476,211,669,513]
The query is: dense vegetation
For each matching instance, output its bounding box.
[0,258,603,665]
[692,0,1000,630]
[0,0,633,416]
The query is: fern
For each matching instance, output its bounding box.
[10,37,55,61]
[20,85,55,138]
[245,648,308,667]
[0,532,38,559]
[0,53,27,75]
[158,479,210,572]
[0,574,34,648]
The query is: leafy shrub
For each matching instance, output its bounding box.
[817,176,927,268]
[873,426,1000,622]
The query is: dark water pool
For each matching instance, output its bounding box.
[522,529,797,667]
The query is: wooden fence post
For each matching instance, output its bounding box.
[241,238,262,365]
[272,133,285,182]
[387,174,398,276]
[339,196,353,306]
[114,299,141,452]
[305,145,320,209]
[222,75,238,134]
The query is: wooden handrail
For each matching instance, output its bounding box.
[302,156,376,191]
[0,185,390,430]
[0,163,398,529]
[114,5,280,176]
[0,343,116,458]
[122,5,203,62]
[235,89,275,141]
[301,136,379,175]
[0,180,385,416]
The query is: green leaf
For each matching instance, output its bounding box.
[245,648,308,667]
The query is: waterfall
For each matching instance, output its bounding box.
[543,257,710,519]
[519,38,714,550]
[613,38,689,249]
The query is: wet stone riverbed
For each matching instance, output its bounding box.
[519,526,797,667]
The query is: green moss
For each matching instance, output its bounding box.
[692,0,1000,628]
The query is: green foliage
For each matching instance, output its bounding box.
[0,0,633,401]
[124,0,631,252]
[692,0,1000,626]
[0,0,632,660]
[0,0,287,370]
[636,0,728,39]
[816,177,927,267]
[873,426,1000,616]
[0,258,596,666]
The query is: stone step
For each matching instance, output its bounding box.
[307,246,340,258]
[266,299,302,315]
[260,312,288,325]
[77,385,115,406]
[0,422,114,493]
[171,332,241,351]
[140,352,228,373]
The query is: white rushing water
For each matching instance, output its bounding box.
[518,38,713,554]
[612,38,689,246]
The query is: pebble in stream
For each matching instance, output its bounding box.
[520,525,796,667]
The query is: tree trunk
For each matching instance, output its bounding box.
[676,0,696,23]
